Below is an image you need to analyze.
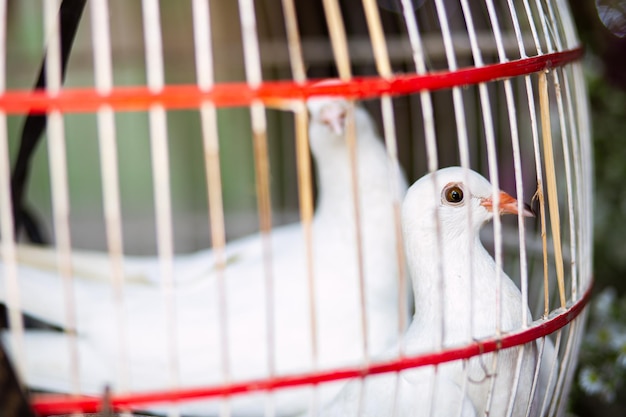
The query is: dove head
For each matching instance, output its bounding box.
[306,94,378,157]
[307,95,349,137]
[402,167,533,241]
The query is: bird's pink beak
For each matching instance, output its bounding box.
[481,191,534,217]
[320,103,347,136]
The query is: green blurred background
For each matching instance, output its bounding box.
[7,1,304,254]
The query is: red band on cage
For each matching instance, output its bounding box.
[0,48,582,114]
[31,280,592,415]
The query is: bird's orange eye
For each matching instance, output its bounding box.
[444,185,464,204]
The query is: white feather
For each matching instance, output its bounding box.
[1,92,408,416]
[315,167,554,417]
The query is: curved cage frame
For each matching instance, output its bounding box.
[0,0,592,416]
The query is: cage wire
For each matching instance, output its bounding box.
[0,0,591,416]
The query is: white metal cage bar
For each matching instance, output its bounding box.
[191,2,232,417]
[141,3,181,417]
[90,0,131,396]
[43,0,82,397]
[0,0,25,384]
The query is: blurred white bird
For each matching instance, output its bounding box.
[0,92,408,416]
[315,167,555,417]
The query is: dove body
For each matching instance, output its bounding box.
[316,167,554,417]
[1,96,408,416]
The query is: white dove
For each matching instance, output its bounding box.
[0,94,408,416]
[314,167,555,417]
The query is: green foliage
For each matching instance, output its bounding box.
[576,288,626,403]
[569,65,626,417]
[588,70,626,294]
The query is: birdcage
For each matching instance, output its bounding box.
[0,0,591,416]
